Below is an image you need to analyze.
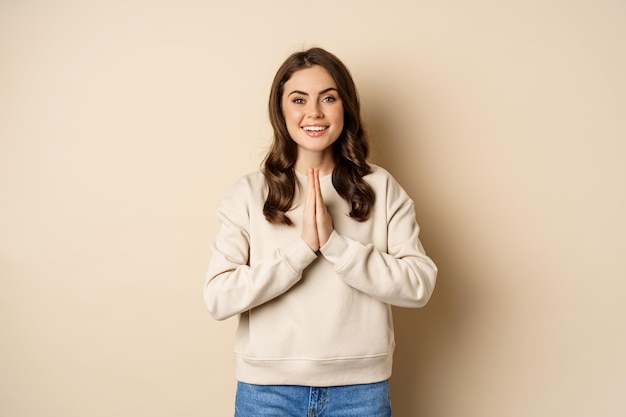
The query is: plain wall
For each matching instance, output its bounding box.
[1,1,625,416]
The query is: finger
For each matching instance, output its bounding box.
[301,168,319,251]
[314,168,333,247]
[314,168,324,207]
[312,169,323,216]
[309,169,318,218]
[306,168,316,206]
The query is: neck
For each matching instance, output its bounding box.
[295,150,336,177]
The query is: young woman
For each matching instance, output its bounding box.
[204,47,437,417]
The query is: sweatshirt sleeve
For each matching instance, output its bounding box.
[204,180,318,321]
[319,179,437,308]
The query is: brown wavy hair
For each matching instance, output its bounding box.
[263,47,375,225]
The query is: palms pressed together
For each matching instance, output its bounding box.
[301,168,334,252]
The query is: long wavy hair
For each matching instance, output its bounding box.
[263,47,375,225]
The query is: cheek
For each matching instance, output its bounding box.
[284,108,304,128]
[282,110,300,136]
[332,104,344,120]
[335,108,345,128]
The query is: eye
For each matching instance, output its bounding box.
[322,96,336,103]
[292,98,305,104]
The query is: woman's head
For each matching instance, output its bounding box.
[267,47,366,169]
[263,47,374,225]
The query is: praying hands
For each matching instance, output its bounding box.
[301,168,334,252]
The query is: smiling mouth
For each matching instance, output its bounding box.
[302,126,328,132]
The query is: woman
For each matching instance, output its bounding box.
[204,47,437,416]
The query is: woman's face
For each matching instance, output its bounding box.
[281,65,344,158]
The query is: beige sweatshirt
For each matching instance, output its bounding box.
[204,164,437,386]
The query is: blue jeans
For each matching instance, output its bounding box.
[234,380,391,417]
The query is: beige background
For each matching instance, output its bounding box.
[1,0,625,416]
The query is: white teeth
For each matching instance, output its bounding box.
[303,126,327,132]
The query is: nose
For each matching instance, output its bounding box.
[308,102,323,118]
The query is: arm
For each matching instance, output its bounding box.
[204,184,318,321]
[320,195,437,308]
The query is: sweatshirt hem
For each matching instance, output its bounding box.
[234,352,393,386]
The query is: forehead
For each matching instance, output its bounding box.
[284,65,337,92]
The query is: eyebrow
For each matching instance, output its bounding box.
[287,87,338,97]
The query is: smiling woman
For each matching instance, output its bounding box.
[203,47,438,417]
[264,48,375,227]
[282,67,344,169]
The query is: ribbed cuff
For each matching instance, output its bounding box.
[319,230,354,269]
[279,238,318,274]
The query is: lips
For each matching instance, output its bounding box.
[302,125,328,132]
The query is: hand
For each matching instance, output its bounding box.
[301,168,334,251]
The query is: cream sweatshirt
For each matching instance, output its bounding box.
[204,164,437,386]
